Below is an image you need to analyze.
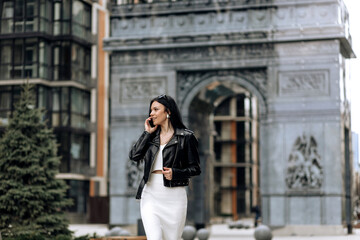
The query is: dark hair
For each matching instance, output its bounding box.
[149,94,187,129]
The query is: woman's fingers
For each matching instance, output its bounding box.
[163,167,172,180]
[145,117,157,133]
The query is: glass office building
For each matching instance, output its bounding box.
[0,0,110,223]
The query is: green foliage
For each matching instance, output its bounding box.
[3,233,46,240]
[0,83,72,239]
[1,233,98,240]
[55,235,73,240]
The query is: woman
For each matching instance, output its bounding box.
[129,94,201,240]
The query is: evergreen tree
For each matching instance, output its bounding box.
[0,83,72,238]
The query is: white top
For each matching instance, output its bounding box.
[152,144,165,171]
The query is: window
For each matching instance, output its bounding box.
[51,87,70,127]
[12,38,37,78]
[212,93,259,218]
[0,88,11,126]
[39,41,51,79]
[37,85,51,121]
[71,43,91,84]
[0,85,90,130]
[25,0,37,32]
[53,42,91,84]
[67,180,89,214]
[1,1,14,33]
[72,0,91,40]
[54,0,71,36]
[0,86,21,126]
[0,39,91,82]
[56,130,90,175]
[5,0,39,33]
[39,0,52,34]
[0,0,52,34]
[53,41,71,80]
[50,87,90,129]
[0,41,12,79]
[24,38,38,78]
[0,39,52,80]
[71,88,90,129]
[70,134,90,173]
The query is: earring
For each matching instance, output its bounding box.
[167,114,170,119]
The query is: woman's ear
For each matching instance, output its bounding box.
[166,109,171,119]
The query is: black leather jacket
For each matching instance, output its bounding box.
[129,128,201,199]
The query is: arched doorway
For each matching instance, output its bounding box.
[185,80,261,222]
[211,90,259,220]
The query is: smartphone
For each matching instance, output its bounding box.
[149,119,155,128]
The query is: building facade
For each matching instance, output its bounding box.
[105,0,356,234]
[0,0,110,223]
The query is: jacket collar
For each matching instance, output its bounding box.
[175,128,186,136]
[150,128,185,146]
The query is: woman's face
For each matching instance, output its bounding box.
[150,101,168,126]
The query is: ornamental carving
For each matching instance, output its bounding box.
[177,69,267,106]
[111,44,274,66]
[279,71,329,97]
[120,77,167,103]
[286,134,323,189]
[110,2,339,39]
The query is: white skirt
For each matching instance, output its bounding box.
[141,173,187,240]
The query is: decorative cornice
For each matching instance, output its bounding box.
[106,0,354,57]
[110,44,275,66]
[104,31,270,51]
[111,0,336,17]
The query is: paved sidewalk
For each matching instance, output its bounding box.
[208,224,360,240]
[70,223,360,239]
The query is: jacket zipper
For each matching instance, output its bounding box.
[149,143,160,182]
[169,139,179,187]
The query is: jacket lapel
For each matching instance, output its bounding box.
[165,128,184,147]
[150,129,160,146]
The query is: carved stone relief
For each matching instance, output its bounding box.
[286,134,323,189]
[119,77,167,103]
[111,44,274,66]
[111,3,338,39]
[278,70,329,97]
[126,159,144,193]
[177,69,267,106]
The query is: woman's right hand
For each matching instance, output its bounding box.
[145,117,157,133]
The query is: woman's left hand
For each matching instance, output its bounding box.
[163,167,173,180]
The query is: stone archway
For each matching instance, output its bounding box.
[177,70,268,223]
[176,70,268,122]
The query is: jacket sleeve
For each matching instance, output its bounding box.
[129,131,152,162]
[172,133,201,180]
